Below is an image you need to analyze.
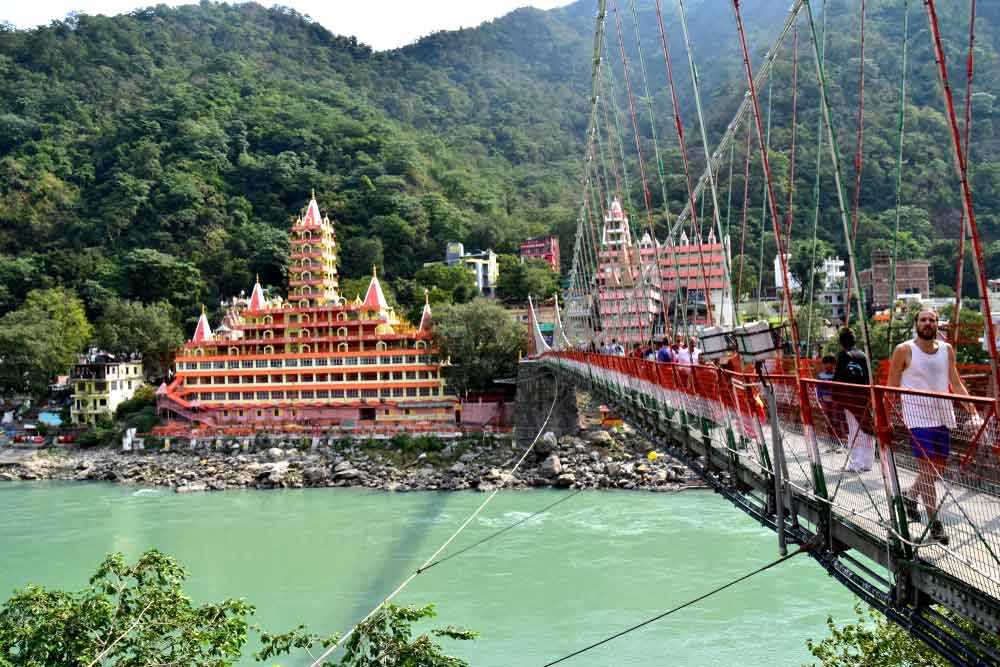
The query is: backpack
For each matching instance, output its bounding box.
[835,349,870,385]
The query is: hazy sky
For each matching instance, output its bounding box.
[3,0,577,51]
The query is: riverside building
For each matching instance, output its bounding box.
[157,196,458,431]
[70,351,144,426]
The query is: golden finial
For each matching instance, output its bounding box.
[255,273,260,284]
[424,288,430,305]
[311,188,316,200]
[372,264,378,278]
[201,304,206,315]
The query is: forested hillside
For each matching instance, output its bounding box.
[0,0,998,340]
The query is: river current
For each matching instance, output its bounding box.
[1,482,858,665]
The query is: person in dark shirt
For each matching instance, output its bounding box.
[657,338,673,363]
[832,328,875,471]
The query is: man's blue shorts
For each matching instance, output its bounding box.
[910,426,950,460]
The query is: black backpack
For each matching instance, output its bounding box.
[835,349,870,385]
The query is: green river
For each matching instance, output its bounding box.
[1,482,859,665]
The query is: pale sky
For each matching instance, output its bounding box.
[2,0,577,51]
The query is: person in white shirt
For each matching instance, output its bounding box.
[888,309,973,546]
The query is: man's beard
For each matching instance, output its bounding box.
[916,327,936,340]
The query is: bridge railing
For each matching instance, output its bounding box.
[544,350,1000,607]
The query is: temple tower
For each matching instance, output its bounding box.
[288,194,340,307]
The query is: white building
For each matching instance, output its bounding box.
[70,351,144,426]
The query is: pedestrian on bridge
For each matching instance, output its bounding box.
[657,338,673,364]
[832,328,876,473]
[888,309,973,546]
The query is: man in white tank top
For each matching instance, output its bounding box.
[887,309,971,545]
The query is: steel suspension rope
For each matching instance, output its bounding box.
[308,375,565,667]
[804,0,828,353]
[801,0,873,365]
[888,0,912,351]
[842,0,868,325]
[731,0,829,506]
[922,0,999,397]
[600,37,649,346]
[652,0,716,331]
[677,0,736,327]
[779,19,800,324]
[625,0,679,342]
[735,123,753,319]
[754,79,773,321]
[802,0,904,543]
[539,544,808,666]
[671,0,806,236]
[950,0,976,347]
[625,0,688,344]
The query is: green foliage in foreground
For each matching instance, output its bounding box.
[0,550,475,667]
[805,604,1000,667]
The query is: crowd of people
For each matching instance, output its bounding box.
[585,309,977,545]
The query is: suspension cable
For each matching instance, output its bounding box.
[950,0,976,346]
[735,122,752,320]
[677,0,735,327]
[652,0,716,330]
[754,78,773,321]
[922,0,999,398]
[539,544,807,666]
[842,0,868,324]
[805,0,828,352]
[779,19,800,324]
[888,0,912,351]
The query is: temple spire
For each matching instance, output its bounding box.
[419,289,433,332]
[248,275,266,311]
[191,306,212,343]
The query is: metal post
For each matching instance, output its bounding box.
[762,381,787,555]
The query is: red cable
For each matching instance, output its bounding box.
[652,0,716,328]
[779,21,800,322]
[610,0,676,341]
[923,0,999,384]
[951,0,976,346]
[736,123,753,318]
[731,0,803,369]
[843,0,867,323]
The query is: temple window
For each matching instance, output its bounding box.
[337,327,348,337]
[263,345,274,354]
[337,343,348,352]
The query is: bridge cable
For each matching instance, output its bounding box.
[922,0,1000,398]
[888,0,912,351]
[778,20,800,325]
[652,0,716,332]
[417,488,585,574]
[734,122,752,319]
[804,0,828,352]
[949,0,976,347]
[538,544,808,667]
[307,375,565,667]
[842,0,868,325]
[611,0,679,343]
[754,78,772,322]
[627,0,683,341]
[677,0,737,327]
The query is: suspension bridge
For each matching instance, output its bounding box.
[522,0,1000,664]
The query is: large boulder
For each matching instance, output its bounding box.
[536,432,558,456]
[267,447,285,461]
[555,473,576,488]
[539,454,563,478]
[585,431,614,446]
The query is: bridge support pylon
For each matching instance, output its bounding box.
[515,360,579,448]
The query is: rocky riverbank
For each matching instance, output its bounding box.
[0,422,705,493]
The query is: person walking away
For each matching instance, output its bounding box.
[832,328,876,473]
[657,338,673,363]
[888,309,974,546]
[817,354,846,442]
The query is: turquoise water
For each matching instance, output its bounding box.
[0,483,858,666]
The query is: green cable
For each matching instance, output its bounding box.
[805,0,828,353]
[755,77,773,321]
[887,0,910,351]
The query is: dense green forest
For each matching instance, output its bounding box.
[0,0,998,349]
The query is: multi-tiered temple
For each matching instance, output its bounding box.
[157,196,457,431]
